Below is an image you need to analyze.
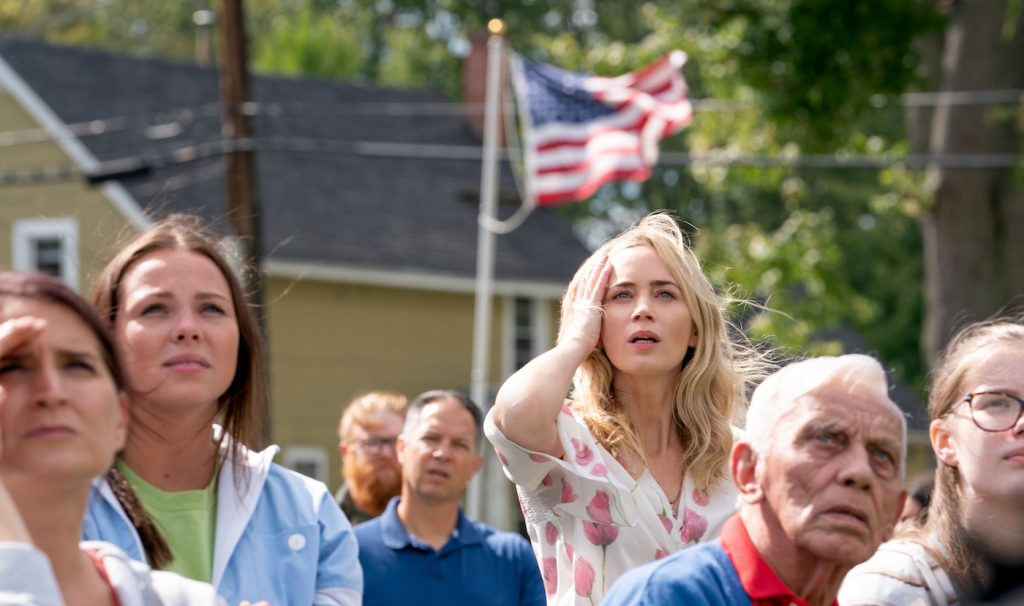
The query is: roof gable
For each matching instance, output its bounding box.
[0,37,588,284]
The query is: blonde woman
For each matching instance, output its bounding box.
[485,212,761,605]
[840,318,1024,605]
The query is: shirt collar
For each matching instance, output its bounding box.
[720,515,837,606]
[380,496,483,551]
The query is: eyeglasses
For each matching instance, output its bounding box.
[963,392,1024,432]
[354,436,398,455]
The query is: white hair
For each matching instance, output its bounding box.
[745,354,907,480]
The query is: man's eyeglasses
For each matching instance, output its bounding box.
[355,436,398,455]
[963,392,1024,432]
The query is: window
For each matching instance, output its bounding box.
[502,296,552,378]
[12,218,79,291]
[282,446,328,483]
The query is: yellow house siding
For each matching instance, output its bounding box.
[266,276,513,491]
[0,93,136,286]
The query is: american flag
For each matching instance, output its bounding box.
[510,51,693,206]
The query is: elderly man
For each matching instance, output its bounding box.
[335,390,408,524]
[355,390,545,606]
[604,354,908,606]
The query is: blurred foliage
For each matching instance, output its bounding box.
[1,0,946,389]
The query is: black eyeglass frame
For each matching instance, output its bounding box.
[962,391,1024,432]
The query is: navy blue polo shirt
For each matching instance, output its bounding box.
[355,497,545,606]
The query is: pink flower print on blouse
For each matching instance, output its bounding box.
[590,463,608,477]
[564,542,574,562]
[560,477,578,504]
[679,507,708,544]
[692,488,710,506]
[561,403,573,416]
[541,473,553,487]
[545,521,558,545]
[573,555,596,599]
[654,548,670,560]
[542,557,558,596]
[582,490,619,546]
[571,438,594,466]
[658,513,672,534]
[529,453,548,463]
[494,448,509,467]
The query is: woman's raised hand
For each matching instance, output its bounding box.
[0,317,45,544]
[559,254,613,358]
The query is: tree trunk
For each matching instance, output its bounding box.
[919,0,1024,360]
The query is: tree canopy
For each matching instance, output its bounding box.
[5,0,1021,392]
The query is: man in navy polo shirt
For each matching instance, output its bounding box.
[355,389,544,606]
[604,355,908,606]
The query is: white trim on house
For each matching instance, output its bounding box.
[501,295,555,380]
[12,217,80,291]
[0,54,151,231]
[267,259,568,299]
[281,445,329,483]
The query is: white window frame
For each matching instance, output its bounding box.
[501,295,552,380]
[282,446,328,483]
[12,217,79,291]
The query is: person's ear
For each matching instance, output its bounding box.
[930,419,958,467]
[688,328,698,348]
[469,452,484,478]
[732,441,764,504]
[396,435,407,465]
[338,441,348,458]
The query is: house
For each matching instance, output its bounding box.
[0,36,589,529]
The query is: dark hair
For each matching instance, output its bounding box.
[0,271,123,389]
[91,213,269,456]
[405,390,483,448]
[0,271,172,568]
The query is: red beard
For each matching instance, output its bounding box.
[343,454,402,517]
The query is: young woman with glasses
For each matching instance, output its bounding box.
[840,317,1024,605]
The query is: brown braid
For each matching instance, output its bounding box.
[104,466,173,569]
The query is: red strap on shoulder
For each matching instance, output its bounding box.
[84,548,124,606]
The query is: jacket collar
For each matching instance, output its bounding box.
[211,424,278,587]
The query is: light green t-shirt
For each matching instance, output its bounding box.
[117,459,218,583]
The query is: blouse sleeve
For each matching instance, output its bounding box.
[484,405,640,528]
[0,543,63,606]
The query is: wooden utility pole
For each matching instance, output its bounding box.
[219,0,269,447]
[218,0,263,312]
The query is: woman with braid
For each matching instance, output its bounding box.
[0,271,221,605]
[82,214,362,606]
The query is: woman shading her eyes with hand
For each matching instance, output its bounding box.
[0,271,222,605]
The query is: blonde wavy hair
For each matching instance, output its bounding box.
[903,316,1024,592]
[561,212,762,492]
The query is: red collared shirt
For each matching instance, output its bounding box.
[719,515,839,606]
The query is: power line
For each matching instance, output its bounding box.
[2,135,1016,188]
[0,86,1019,151]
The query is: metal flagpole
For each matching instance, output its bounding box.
[467,18,505,523]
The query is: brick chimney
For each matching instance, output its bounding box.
[462,31,507,145]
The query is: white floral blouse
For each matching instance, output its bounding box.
[484,404,740,606]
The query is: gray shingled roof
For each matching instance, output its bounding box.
[0,37,588,283]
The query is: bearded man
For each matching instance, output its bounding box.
[335,391,407,524]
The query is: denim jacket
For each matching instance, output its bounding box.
[82,429,363,606]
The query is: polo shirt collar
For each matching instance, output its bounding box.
[720,515,838,606]
[380,496,483,551]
